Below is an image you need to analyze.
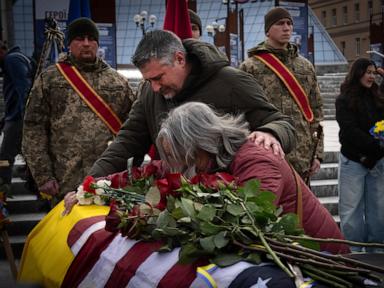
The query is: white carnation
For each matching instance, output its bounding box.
[77,195,94,205]
[95,179,111,195]
[93,195,106,206]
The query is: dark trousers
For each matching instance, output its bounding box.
[0,119,23,184]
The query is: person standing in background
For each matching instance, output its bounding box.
[240,7,324,181]
[0,41,33,186]
[188,9,202,40]
[336,58,384,252]
[22,18,135,205]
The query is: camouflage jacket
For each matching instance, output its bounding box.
[240,42,324,177]
[22,54,135,196]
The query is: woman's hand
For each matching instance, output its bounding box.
[62,191,78,216]
[377,67,384,77]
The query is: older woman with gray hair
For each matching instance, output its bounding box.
[156,102,349,255]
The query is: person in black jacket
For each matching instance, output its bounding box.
[0,42,33,185]
[336,58,384,252]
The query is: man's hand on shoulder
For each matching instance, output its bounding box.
[248,131,285,159]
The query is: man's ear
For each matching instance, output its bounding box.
[174,51,186,65]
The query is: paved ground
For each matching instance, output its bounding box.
[0,120,341,286]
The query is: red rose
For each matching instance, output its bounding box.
[155,173,182,210]
[166,173,182,194]
[216,172,236,185]
[105,201,121,233]
[200,173,219,189]
[82,176,96,194]
[131,166,142,181]
[107,171,129,188]
[143,163,158,178]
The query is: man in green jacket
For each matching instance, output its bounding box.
[240,7,323,179]
[89,30,295,177]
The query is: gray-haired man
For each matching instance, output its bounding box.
[89,30,296,177]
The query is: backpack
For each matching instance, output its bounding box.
[11,51,37,81]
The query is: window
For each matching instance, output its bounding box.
[321,10,327,26]
[342,6,348,25]
[354,3,360,22]
[355,38,360,56]
[341,41,346,55]
[331,9,337,26]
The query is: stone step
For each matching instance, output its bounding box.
[319,196,339,216]
[323,108,335,117]
[323,151,339,163]
[6,213,46,237]
[318,87,340,93]
[324,114,336,120]
[311,163,338,180]
[7,194,49,214]
[0,235,25,260]
[310,178,338,198]
[10,178,30,195]
[321,91,338,98]
[321,97,336,103]
[323,103,335,110]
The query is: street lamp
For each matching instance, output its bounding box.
[133,11,157,36]
[206,19,226,37]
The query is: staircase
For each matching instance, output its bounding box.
[0,157,47,260]
[311,150,340,224]
[317,73,346,120]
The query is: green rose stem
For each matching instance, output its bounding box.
[234,241,369,273]
[301,268,352,288]
[93,185,146,202]
[265,236,384,274]
[271,233,384,249]
[302,264,354,288]
[237,201,294,278]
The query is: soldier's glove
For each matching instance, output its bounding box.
[39,179,60,196]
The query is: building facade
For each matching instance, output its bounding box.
[309,0,384,65]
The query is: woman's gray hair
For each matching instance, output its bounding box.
[156,102,250,174]
[132,30,186,68]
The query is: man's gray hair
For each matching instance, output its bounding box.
[156,102,250,174]
[132,30,186,68]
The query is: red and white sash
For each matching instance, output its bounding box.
[56,62,122,134]
[254,52,314,122]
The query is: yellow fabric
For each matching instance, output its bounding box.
[17,201,109,287]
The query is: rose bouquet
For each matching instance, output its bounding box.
[76,162,384,287]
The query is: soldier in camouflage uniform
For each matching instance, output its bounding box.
[22,18,135,202]
[239,7,323,179]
